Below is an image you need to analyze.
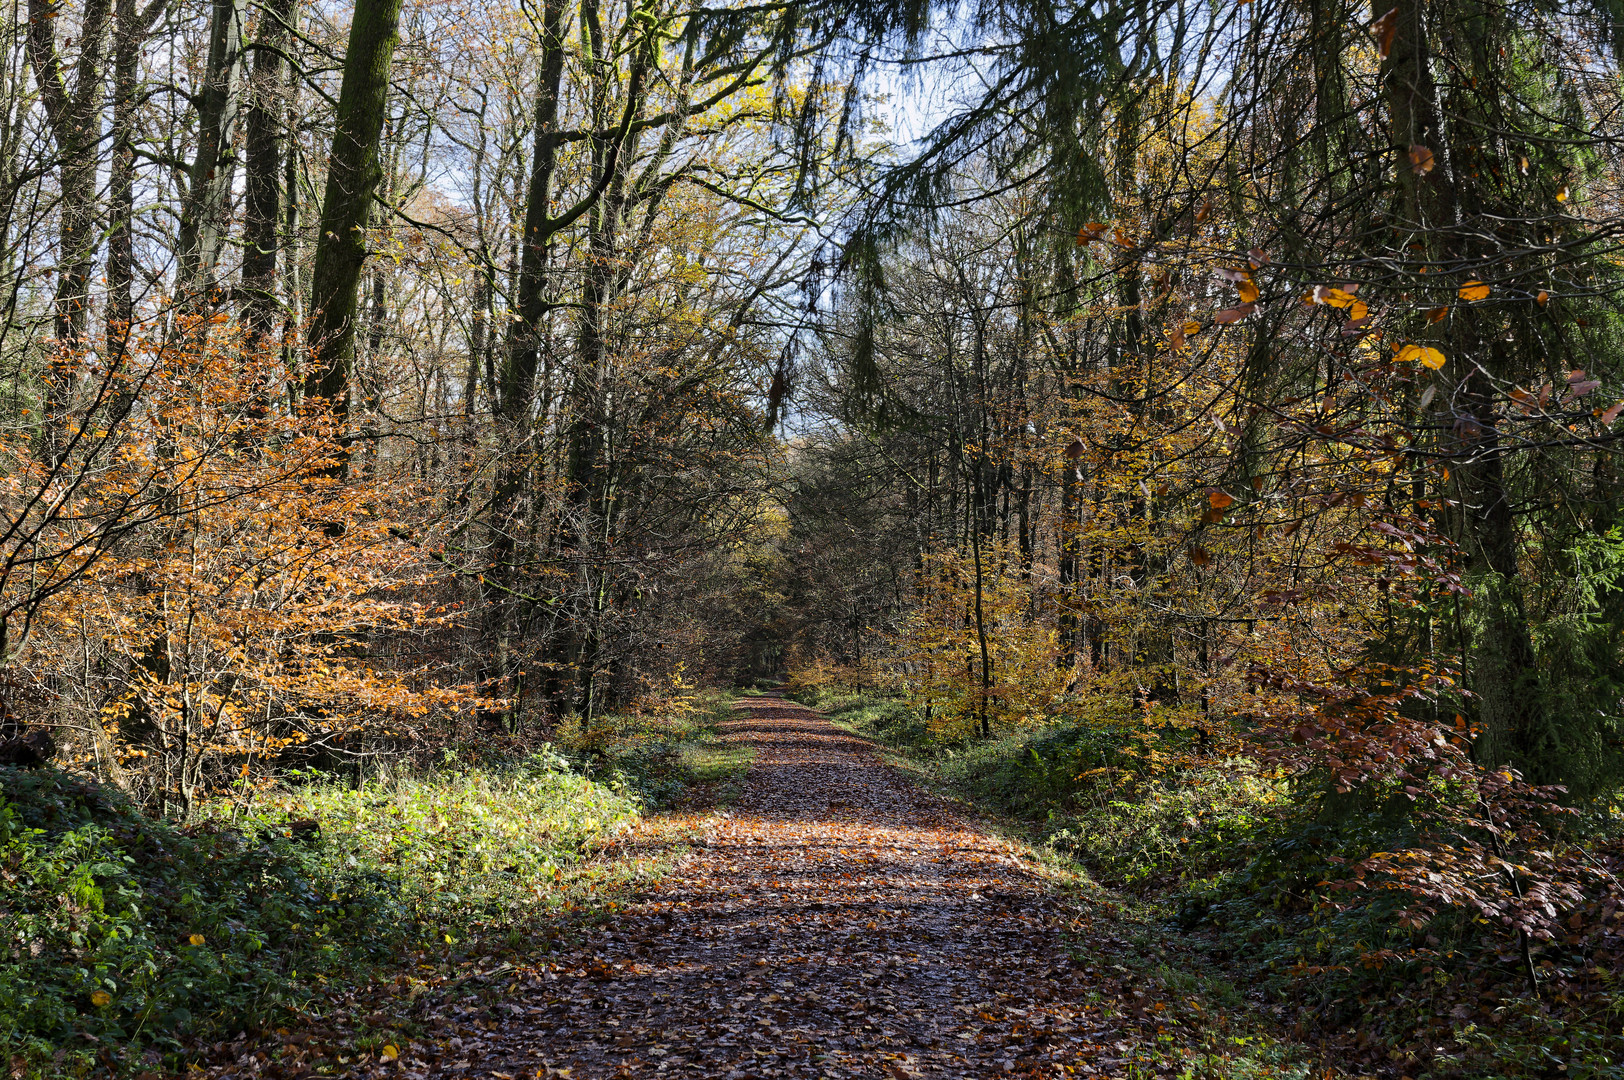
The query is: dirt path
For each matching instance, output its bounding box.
[478,694,1133,1079]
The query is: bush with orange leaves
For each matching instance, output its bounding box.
[2,319,488,816]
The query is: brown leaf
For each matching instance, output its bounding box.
[1409,145,1436,175]
[1372,6,1398,57]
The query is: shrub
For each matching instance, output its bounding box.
[0,751,640,1069]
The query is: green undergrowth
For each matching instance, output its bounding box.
[803,684,1624,1078]
[559,689,755,806]
[0,694,743,1076]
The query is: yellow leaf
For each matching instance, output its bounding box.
[1349,300,1369,320]
[1182,320,1202,335]
[189,934,206,946]
[1458,280,1490,301]
[381,1044,400,1061]
[1312,285,1359,308]
[90,990,112,1007]
[1557,185,1569,202]
[1237,279,1260,303]
[1399,344,1447,370]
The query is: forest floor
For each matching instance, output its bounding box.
[194,694,1312,1080]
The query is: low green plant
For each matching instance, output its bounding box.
[0,748,643,1071]
[561,691,754,805]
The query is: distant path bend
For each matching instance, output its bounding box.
[495,693,1122,1079]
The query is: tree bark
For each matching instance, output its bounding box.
[304,0,404,409]
[176,0,248,299]
[241,0,298,336]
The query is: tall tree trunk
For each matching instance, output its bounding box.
[106,0,139,360]
[27,0,114,468]
[176,0,248,299]
[304,0,404,409]
[241,0,297,337]
[1383,0,1539,772]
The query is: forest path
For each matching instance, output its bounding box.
[485,693,1132,1079]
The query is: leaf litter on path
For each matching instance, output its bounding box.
[197,695,1294,1079]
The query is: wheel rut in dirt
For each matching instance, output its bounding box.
[492,693,1123,1079]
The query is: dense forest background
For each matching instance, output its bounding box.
[7,0,1624,1071]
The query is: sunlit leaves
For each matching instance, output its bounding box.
[1308,285,1359,308]
[1398,344,1447,370]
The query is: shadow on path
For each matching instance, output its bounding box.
[477,694,1125,1079]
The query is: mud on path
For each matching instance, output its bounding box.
[481,694,1134,1079]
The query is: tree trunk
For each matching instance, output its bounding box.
[176,0,248,299]
[26,0,114,468]
[241,0,297,336]
[304,0,404,408]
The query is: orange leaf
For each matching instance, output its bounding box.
[1208,490,1235,509]
[1311,285,1359,308]
[1237,279,1260,303]
[1188,546,1211,567]
[1076,222,1108,244]
[1409,145,1435,175]
[1372,6,1398,57]
[1536,290,1549,307]
[1458,280,1490,301]
[1426,306,1448,323]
